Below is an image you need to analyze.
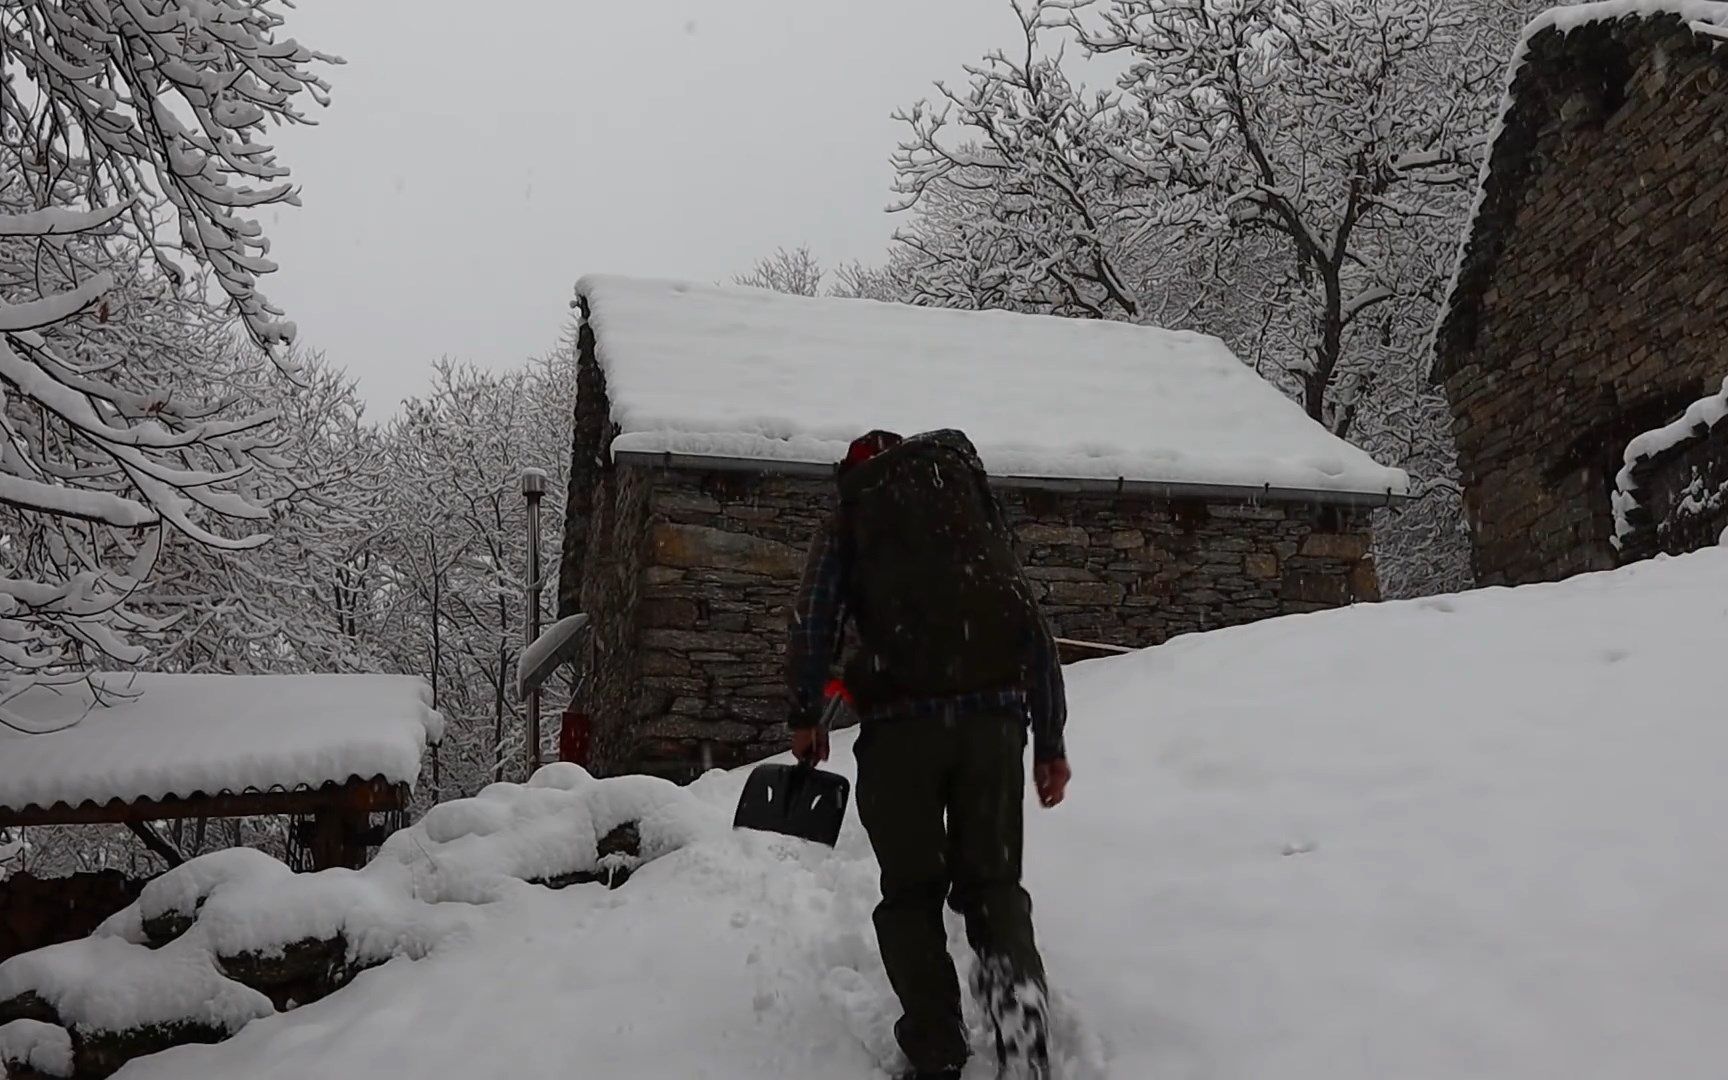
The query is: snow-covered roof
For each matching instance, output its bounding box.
[578,275,1408,501]
[0,674,444,814]
[1432,0,1728,379]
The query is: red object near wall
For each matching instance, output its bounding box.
[559,705,591,767]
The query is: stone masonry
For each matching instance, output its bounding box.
[1619,421,1728,560]
[568,464,1377,783]
[1434,14,1728,586]
[0,871,145,963]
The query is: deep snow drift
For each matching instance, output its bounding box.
[75,550,1728,1078]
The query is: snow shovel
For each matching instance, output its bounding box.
[733,693,850,847]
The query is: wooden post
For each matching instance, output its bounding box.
[308,808,370,870]
[309,809,345,871]
[522,468,547,781]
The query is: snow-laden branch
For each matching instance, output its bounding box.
[1,0,336,362]
[0,203,131,239]
[0,275,112,333]
[0,469,157,528]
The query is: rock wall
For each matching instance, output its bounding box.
[583,465,1376,781]
[997,489,1378,643]
[1436,16,1728,585]
[1620,422,1728,560]
[0,873,145,964]
[574,463,653,777]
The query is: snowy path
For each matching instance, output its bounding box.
[116,550,1728,1079]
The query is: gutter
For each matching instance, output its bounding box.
[612,448,1409,509]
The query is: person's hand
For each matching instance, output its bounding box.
[1033,758,1071,808]
[791,726,830,765]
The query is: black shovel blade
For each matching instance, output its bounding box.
[733,762,850,847]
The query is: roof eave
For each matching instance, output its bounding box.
[612,448,1409,509]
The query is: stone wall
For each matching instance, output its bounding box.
[587,465,1376,782]
[0,872,146,963]
[1436,16,1728,586]
[1620,422,1728,560]
[557,303,610,620]
[625,470,834,779]
[573,462,653,776]
[998,489,1378,642]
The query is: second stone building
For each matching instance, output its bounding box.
[558,275,1406,780]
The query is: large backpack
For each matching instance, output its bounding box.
[836,429,1045,705]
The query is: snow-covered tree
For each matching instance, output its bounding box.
[0,2,330,715]
[373,349,576,796]
[0,0,333,715]
[736,245,909,302]
[734,246,827,297]
[135,349,391,674]
[0,205,277,714]
[889,0,1507,595]
[1,0,333,357]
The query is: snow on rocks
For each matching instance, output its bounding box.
[372,766,714,903]
[0,1019,73,1078]
[96,849,287,947]
[0,767,710,1078]
[0,674,443,813]
[0,936,272,1037]
[0,932,271,1079]
[579,274,1408,498]
[1611,375,1728,546]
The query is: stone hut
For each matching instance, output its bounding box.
[558,275,1405,781]
[1432,2,1728,586]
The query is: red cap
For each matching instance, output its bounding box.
[841,430,902,473]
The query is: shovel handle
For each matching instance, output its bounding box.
[818,692,846,731]
[794,694,847,770]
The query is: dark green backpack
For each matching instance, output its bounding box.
[836,429,1044,705]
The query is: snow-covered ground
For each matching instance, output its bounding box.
[102,549,1728,1079]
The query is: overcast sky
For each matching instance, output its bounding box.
[260,0,1020,414]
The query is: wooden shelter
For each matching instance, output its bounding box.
[0,673,443,872]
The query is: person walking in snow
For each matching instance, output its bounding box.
[786,427,1071,1080]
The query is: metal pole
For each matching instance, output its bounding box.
[521,468,546,781]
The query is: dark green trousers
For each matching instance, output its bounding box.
[855,709,1048,1073]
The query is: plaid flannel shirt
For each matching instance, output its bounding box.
[786,510,1069,762]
